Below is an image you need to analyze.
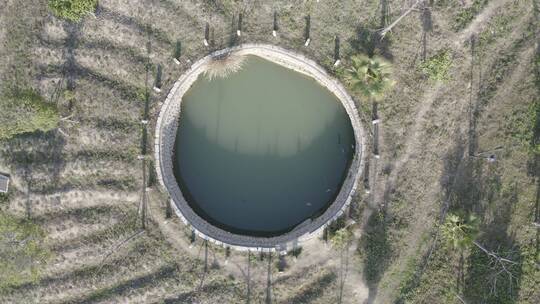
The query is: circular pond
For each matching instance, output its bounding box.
[174,55,354,236]
[155,45,364,250]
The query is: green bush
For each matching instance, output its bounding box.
[0,89,59,140]
[48,0,98,22]
[453,0,489,31]
[0,212,50,291]
[420,50,453,82]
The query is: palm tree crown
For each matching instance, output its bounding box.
[441,213,479,250]
[345,55,394,101]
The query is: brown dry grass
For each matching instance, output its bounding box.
[0,0,538,303]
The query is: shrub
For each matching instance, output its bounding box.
[453,0,489,31]
[48,0,98,22]
[0,212,50,291]
[0,89,59,140]
[420,50,452,82]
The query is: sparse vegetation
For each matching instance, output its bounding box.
[0,212,50,292]
[420,49,452,81]
[0,0,538,303]
[48,0,97,22]
[453,0,490,31]
[0,89,59,140]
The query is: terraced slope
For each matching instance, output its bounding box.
[0,0,538,303]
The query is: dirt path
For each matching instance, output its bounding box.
[374,0,511,210]
[364,0,515,302]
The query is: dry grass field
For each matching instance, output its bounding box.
[0,0,538,303]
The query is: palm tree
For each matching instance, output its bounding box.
[345,55,394,102]
[441,213,516,278]
[441,213,479,251]
[345,55,393,158]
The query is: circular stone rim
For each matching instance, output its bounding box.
[155,44,366,252]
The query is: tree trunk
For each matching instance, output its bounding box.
[472,240,516,264]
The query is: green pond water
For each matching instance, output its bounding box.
[173,55,355,236]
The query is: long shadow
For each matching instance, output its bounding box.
[349,23,393,60]
[58,264,178,304]
[279,272,337,304]
[7,240,147,293]
[95,5,173,46]
[37,63,142,101]
[2,132,66,218]
[265,253,273,304]
[78,38,149,65]
[69,148,137,164]
[360,209,392,304]
[38,36,149,66]
[420,4,433,62]
[23,172,137,195]
[529,0,540,266]
[143,0,204,30]
[159,282,228,304]
[380,0,389,28]
[62,23,80,94]
[89,116,139,132]
[49,214,138,253]
[394,135,468,303]
[31,204,124,225]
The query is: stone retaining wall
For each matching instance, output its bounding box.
[154,44,366,252]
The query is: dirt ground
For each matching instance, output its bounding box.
[0,0,538,303]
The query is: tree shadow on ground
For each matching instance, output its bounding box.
[438,131,523,303]
[280,272,336,304]
[463,180,523,303]
[62,22,81,94]
[2,132,66,217]
[360,209,392,304]
[393,135,468,303]
[528,20,540,272]
[349,24,393,60]
[420,4,433,62]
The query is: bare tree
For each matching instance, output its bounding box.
[379,0,426,39]
[442,214,518,295]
